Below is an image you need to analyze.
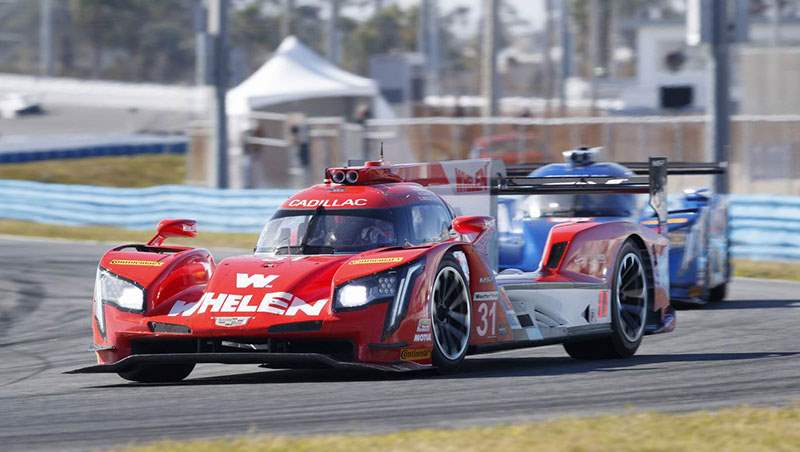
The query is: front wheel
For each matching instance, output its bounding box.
[430,256,471,373]
[564,240,650,359]
[118,363,195,383]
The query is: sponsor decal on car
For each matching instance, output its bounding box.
[348,256,404,265]
[167,292,328,317]
[454,165,488,193]
[416,318,431,333]
[286,198,368,208]
[473,291,499,301]
[597,291,610,319]
[399,348,431,361]
[109,259,164,267]
[413,333,432,342]
[479,275,493,284]
[213,316,252,327]
[236,273,279,289]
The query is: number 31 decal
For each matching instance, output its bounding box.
[476,301,496,337]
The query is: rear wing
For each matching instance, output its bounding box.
[494,157,669,235]
[369,158,667,269]
[505,161,726,177]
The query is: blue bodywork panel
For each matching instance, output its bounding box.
[497,160,730,304]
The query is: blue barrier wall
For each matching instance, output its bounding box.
[0,179,796,261]
[728,195,800,261]
[0,180,293,233]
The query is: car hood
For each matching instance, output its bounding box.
[159,248,430,331]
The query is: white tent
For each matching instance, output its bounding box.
[227,36,393,118]
[225,37,396,189]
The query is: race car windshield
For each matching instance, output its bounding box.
[523,194,639,218]
[255,204,452,255]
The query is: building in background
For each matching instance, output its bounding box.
[368,52,426,117]
[621,19,800,113]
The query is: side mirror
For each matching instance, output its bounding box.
[452,216,495,235]
[147,219,197,246]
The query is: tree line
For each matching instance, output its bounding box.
[0,0,467,87]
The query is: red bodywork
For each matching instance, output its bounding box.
[86,160,672,373]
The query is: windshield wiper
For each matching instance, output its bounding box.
[303,245,335,255]
[273,245,303,255]
[271,244,336,255]
[540,210,579,217]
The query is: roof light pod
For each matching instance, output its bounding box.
[324,164,403,185]
[331,171,346,184]
[564,146,602,167]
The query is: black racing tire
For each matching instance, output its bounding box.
[118,363,195,383]
[564,240,650,360]
[430,255,471,373]
[709,283,727,303]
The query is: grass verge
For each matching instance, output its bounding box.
[0,220,798,281]
[120,405,799,452]
[732,259,800,282]
[0,220,256,250]
[0,154,186,187]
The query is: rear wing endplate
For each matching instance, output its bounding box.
[494,157,669,235]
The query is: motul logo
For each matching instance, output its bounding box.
[236,273,279,289]
[455,166,488,193]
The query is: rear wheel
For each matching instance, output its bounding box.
[430,256,471,373]
[118,363,195,383]
[564,240,649,359]
[709,283,727,303]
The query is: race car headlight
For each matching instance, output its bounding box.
[335,271,400,309]
[669,230,688,248]
[334,260,425,341]
[93,268,105,335]
[383,261,424,336]
[96,269,145,312]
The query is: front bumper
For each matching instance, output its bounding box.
[66,351,425,374]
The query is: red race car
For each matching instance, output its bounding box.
[70,158,675,382]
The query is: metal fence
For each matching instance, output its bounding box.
[233,114,800,195]
[1,179,799,262]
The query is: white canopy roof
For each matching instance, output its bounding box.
[227,36,385,116]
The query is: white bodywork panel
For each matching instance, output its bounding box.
[496,272,611,342]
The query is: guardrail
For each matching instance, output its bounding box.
[729,195,800,261]
[0,135,187,164]
[0,180,293,233]
[0,179,797,261]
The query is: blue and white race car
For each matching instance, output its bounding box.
[497,148,729,306]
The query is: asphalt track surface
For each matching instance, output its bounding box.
[0,237,798,451]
